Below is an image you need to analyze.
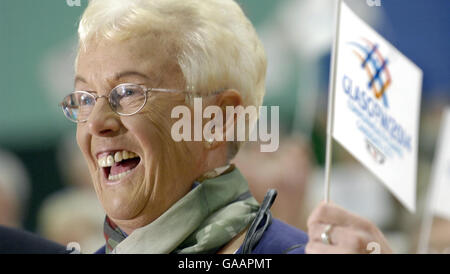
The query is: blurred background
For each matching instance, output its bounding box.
[0,0,449,253]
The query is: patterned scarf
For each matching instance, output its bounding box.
[103,216,127,254]
[103,166,259,254]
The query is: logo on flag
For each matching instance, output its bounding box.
[366,139,385,164]
[348,38,391,108]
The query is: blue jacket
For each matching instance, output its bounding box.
[0,218,308,254]
[237,218,308,254]
[0,225,68,254]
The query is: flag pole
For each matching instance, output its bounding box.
[324,0,342,203]
[417,181,435,253]
[417,110,449,253]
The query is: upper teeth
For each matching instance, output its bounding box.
[98,150,138,167]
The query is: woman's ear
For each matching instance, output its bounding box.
[202,89,243,150]
[216,89,243,110]
[217,89,242,145]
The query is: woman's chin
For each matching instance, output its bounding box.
[95,167,151,221]
[103,197,145,221]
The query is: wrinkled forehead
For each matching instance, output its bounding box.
[75,35,183,89]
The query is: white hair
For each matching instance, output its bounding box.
[77,0,267,109]
[77,0,267,158]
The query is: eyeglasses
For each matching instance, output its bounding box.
[60,83,182,123]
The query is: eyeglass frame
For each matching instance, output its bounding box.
[60,82,224,123]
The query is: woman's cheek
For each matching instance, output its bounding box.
[145,108,196,189]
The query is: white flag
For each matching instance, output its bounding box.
[331,2,423,212]
[430,108,450,220]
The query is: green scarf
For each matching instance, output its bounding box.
[104,167,259,254]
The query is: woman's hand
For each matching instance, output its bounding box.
[305,201,392,254]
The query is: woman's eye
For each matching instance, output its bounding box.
[80,95,93,105]
[124,89,135,96]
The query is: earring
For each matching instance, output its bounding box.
[205,137,214,148]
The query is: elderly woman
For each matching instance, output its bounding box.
[58,0,392,254]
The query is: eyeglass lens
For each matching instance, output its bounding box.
[61,84,147,122]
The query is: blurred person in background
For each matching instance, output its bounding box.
[233,135,313,231]
[0,149,31,228]
[37,134,104,253]
[55,0,392,254]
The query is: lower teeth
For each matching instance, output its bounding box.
[108,169,132,181]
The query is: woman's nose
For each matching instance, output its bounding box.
[87,98,122,137]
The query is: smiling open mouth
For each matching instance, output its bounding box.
[97,150,141,181]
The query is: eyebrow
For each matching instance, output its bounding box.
[74,71,150,86]
[74,75,87,85]
[114,71,150,81]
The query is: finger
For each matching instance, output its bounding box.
[305,242,353,254]
[308,224,370,249]
[307,201,372,230]
[310,225,374,253]
[308,223,346,245]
